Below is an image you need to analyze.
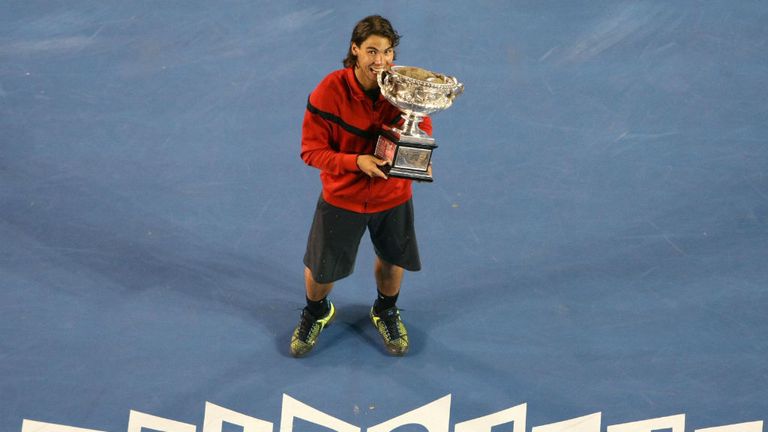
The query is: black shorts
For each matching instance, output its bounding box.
[303,195,421,284]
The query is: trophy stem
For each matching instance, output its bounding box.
[400,111,430,139]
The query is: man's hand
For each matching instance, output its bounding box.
[357,155,389,179]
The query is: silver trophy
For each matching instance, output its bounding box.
[374,65,464,182]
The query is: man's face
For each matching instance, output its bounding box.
[351,35,394,90]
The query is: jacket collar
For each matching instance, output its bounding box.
[345,67,378,102]
[345,67,366,101]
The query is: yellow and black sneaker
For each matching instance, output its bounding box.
[290,302,336,357]
[370,306,409,356]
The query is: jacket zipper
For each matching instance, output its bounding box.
[363,177,373,212]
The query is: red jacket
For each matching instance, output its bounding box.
[301,67,432,213]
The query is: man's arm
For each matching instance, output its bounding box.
[300,99,359,176]
[301,88,389,179]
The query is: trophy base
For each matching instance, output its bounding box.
[375,131,436,183]
[387,166,433,182]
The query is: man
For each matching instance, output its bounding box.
[291,15,432,357]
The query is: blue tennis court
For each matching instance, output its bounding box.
[2,2,766,431]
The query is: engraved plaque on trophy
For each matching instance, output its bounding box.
[374,65,464,182]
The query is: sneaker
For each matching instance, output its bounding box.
[290,301,336,357]
[370,306,409,356]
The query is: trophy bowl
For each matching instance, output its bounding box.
[377,65,464,141]
[374,65,463,182]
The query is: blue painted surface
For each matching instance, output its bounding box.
[1,1,766,431]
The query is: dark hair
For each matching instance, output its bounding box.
[343,15,400,68]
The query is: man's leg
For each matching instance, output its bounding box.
[292,196,365,357]
[303,266,334,319]
[305,266,334,301]
[290,268,337,358]
[374,257,404,297]
[370,256,409,356]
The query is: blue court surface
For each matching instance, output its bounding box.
[2,2,767,432]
